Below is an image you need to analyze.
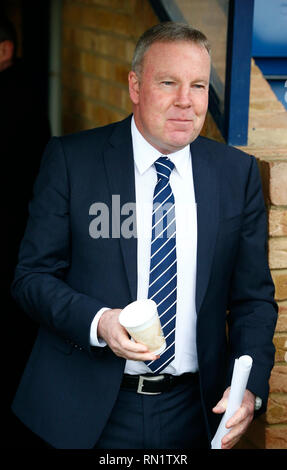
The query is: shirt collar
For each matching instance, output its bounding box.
[131,116,191,178]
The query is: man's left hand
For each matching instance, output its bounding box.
[212,388,255,449]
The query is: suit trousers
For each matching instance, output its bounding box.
[94,374,209,449]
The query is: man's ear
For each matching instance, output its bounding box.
[0,40,14,60]
[128,71,140,105]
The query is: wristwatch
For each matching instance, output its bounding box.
[254,396,262,410]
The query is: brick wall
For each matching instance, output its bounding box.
[61,0,158,134]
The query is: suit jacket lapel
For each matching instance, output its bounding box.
[190,137,219,315]
[103,116,138,302]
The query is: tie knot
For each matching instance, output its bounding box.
[154,156,174,181]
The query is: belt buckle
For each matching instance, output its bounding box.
[137,375,164,395]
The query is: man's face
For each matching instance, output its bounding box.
[129,40,210,154]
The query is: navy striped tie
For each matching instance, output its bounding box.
[146,156,177,374]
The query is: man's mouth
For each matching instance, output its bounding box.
[167,118,193,125]
[168,117,194,122]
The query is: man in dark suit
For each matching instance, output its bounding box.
[11,22,277,449]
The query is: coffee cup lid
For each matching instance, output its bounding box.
[119,299,157,328]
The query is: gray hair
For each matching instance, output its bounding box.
[131,22,211,77]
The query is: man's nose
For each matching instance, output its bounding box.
[174,85,192,108]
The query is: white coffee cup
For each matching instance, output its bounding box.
[119,299,166,355]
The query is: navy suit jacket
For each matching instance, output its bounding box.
[11,115,277,449]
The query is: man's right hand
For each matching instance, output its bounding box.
[97,308,160,362]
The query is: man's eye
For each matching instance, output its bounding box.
[162,81,174,86]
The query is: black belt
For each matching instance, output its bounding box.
[121,372,198,395]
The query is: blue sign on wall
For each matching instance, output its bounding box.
[252,0,287,109]
[252,0,287,57]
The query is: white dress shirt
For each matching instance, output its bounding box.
[90,117,199,375]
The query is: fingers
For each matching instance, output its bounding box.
[212,388,255,449]
[114,334,160,361]
[225,403,252,429]
[222,405,254,449]
[221,410,253,449]
[212,398,228,414]
[113,340,160,361]
[221,426,245,450]
[98,308,160,361]
[212,387,230,414]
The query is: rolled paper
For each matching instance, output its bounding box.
[211,355,253,449]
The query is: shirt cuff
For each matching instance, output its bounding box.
[90,307,110,347]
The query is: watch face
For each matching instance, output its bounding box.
[255,397,262,410]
